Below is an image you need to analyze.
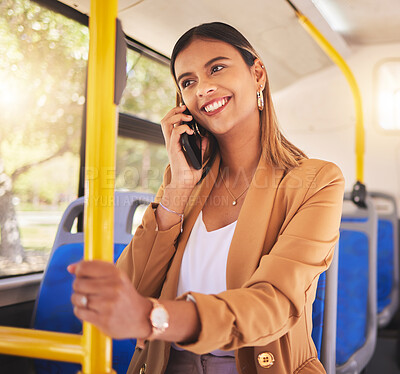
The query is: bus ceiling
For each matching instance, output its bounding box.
[53,0,400,93]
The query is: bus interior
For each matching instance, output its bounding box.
[0,0,400,373]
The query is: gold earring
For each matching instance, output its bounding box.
[194,122,206,136]
[194,122,201,135]
[257,87,264,111]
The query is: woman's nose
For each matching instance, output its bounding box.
[196,78,216,97]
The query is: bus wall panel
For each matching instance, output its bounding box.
[273,42,400,216]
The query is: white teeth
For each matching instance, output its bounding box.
[204,98,228,113]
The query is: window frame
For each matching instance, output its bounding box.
[0,273,43,307]
[34,0,170,144]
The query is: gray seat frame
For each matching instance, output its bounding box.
[370,191,399,328]
[336,193,378,374]
[52,191,154,249]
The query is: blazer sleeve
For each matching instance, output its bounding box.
[116,164,182,297]
[175,162,345,354]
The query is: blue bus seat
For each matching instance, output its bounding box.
[312,243,339,374]
[336,194,378,374]
[312,272,326,358]
[370,192,399,328]
[32,191,154,374]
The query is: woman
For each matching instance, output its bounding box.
[69,22,345,373]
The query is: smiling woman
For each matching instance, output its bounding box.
[170,23,307,174]
[70,22,345,374]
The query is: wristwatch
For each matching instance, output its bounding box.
[135,298,169,350]
[149,298,169,337]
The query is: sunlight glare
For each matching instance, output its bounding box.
[377,62,400,130]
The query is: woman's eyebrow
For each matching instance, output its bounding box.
[204,56,230,68]
[176,56,230,84]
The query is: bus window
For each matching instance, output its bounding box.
[0,0,88,277]
[0,1,175,278]
[120,48,175,123]
[116,136,168,194]
[375,60,400,131]
[115,44,174,225]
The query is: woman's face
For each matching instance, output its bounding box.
[174,38,262,137]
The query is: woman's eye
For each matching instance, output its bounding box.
[182,80,194,88]
[211,65,224,74]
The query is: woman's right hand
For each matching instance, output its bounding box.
[160,104,208,190]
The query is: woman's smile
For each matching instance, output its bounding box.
[202,96,231,115]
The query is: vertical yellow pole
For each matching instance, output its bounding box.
[83,0,118,373]
[294,12,365,184]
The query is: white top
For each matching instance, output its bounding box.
[174,210,237,357]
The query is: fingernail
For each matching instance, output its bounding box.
[67,264,75,273]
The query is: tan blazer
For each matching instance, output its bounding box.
[117,154,345,374]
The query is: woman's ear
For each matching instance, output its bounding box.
[253,59,266,88]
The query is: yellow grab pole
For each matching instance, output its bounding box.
[291,8,365,184]
[0,326,84,362]
[0,0,119,370]
[82,0,118,373]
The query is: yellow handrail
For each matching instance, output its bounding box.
[82,0,118,371]
[291,6,365,183]
[0,326,84,362]
[0,0,118,372]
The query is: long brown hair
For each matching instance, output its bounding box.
[170,22,307,174]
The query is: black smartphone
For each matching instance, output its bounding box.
[180,108,202,170]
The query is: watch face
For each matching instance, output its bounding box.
[151,306,169,330]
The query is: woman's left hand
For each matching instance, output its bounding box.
[68,260,152,340]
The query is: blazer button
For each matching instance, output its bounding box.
[139,363,147,374]
[257,352,275,368]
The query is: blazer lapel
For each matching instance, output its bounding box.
[226,157,284,289]
[159,154,285,298]
[160,154,221,300]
